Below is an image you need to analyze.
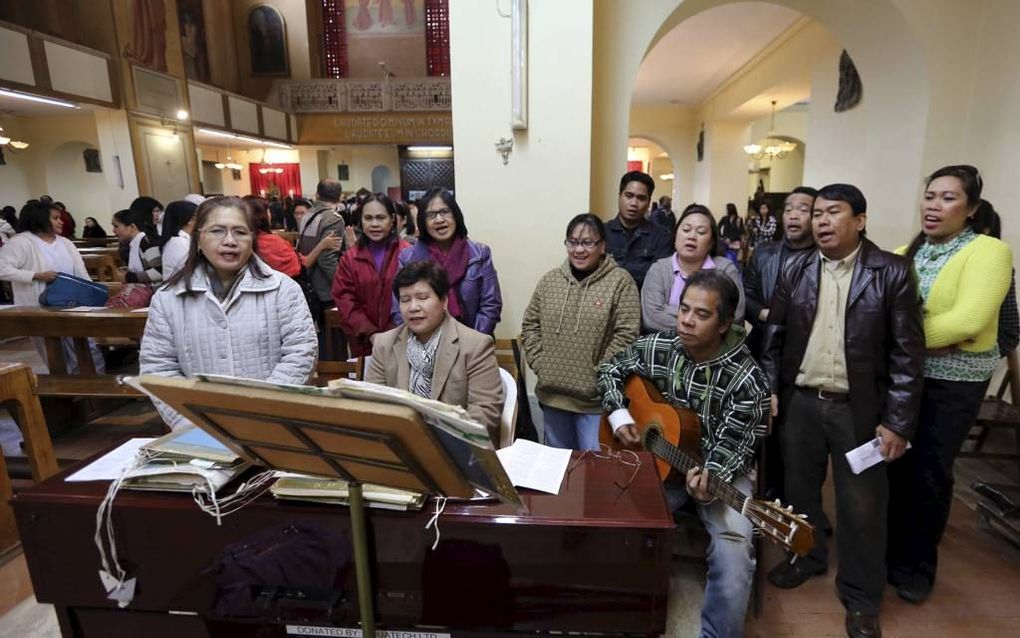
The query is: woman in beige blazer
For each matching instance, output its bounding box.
[366,260,504,446]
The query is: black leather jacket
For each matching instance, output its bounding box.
[761,239,925,441]
[744,239,814,359]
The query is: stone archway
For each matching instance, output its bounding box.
[594,0,931,246]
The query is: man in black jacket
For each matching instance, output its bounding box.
[604,171,673,290]
[761,184,924,638]
[744,186,817,361]
[744,186,817,502]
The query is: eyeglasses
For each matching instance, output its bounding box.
[424,208,454,221]
[201,226,253,242]
[564,239,603,250]
[566,444,641,490]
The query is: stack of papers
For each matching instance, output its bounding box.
[270,472,426,511]
[126,426,249,492]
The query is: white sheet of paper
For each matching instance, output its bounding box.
[60,306,108,312]
[66,438,155,482]
[495,439,571,494]
[845,436,911,475]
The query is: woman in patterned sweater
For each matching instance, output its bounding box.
[521,214,640,451]
[112,208,163,285]
[887,165,1013,603]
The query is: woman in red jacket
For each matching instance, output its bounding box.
[245,195,302,277]
[331,193,410,356]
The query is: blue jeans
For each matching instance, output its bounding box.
[665,474,755,638]
[540,404,601,451]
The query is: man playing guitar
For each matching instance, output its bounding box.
[597,269,771,638]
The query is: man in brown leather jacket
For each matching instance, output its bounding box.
[761,183,924,638]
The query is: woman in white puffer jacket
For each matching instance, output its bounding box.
[140,196,318,430]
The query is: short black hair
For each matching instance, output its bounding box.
[316,178,343,203]
[19,202,55,234]
[673,204,719,258]
[681,269,739,324]
[815,183,866,215]
[416,188,468,243]
[618,171,655,197]
[790,186,818,198]
[392,260,450,300]
[565,213,606,241]
[293,197,313,209]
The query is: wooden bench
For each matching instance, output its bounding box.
[0,306,148,398]
[82,254,119,282]
[0,363,57,552]
[78,246,124,268]
[72,237,119,248]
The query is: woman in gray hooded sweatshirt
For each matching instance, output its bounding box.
[521,213,641,450]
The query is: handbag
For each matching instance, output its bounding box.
[39,272,110,308]
[105,282,154,308]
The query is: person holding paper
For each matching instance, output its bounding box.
[521,213,640,450]
[140,196,318,431]
[598,270,770,638]
[886,165,1013,604]
[761,184,924,638]
[367,260,504,446]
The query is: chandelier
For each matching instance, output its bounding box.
[214,148,242,171]
[258,148,283,174]
[744,100,797,160]
[0,125,29,151]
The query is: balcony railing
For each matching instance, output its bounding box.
[278,78,451,114]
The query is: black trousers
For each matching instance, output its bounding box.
[782,389,888,614]
[886,376,989,588]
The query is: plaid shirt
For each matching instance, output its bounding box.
[597,329,770,483]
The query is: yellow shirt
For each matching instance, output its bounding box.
[796,243,862,392]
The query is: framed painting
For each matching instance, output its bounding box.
[248,4,289,75]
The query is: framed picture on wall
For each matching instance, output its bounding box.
[248,5,289,76]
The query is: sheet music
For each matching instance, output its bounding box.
[496,439,571,494]
[66,438,156,481]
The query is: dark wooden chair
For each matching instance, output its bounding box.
[960,350,1020,483]
[313,358,365,387]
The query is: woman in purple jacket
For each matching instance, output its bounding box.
[393,188,502,335]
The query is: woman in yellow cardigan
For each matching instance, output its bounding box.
[887,165,1012,604]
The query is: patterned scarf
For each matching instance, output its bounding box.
[407,328,443,398]
[427,237,468,320]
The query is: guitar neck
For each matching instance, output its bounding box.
[647,434,748,512]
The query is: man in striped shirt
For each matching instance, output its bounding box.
[598,270,770,638]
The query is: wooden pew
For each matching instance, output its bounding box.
[78,247,124,268]
[72,237,119,248]
[82,254,118,282]
[272,230,298,244]
[0,306,148,397]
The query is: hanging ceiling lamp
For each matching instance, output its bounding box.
[744,100,797,160]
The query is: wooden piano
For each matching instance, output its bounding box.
[13,447,674,637]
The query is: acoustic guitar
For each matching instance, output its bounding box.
[600,375,814,557]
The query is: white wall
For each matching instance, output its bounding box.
[0,111,139,229]
[450,0,595,339]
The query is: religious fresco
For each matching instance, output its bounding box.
[348,0,424,36]
[177,0,210,82]
[248,4,289,75]
[122,0,168,72]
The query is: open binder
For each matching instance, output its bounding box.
[127,374,523,637]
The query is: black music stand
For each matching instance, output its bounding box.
[130,374,521,638]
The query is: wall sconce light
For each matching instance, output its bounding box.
[510,0,528,130]
[495,137,513,165]
[176,109,189,121]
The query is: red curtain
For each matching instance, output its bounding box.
[249,163,303,199]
